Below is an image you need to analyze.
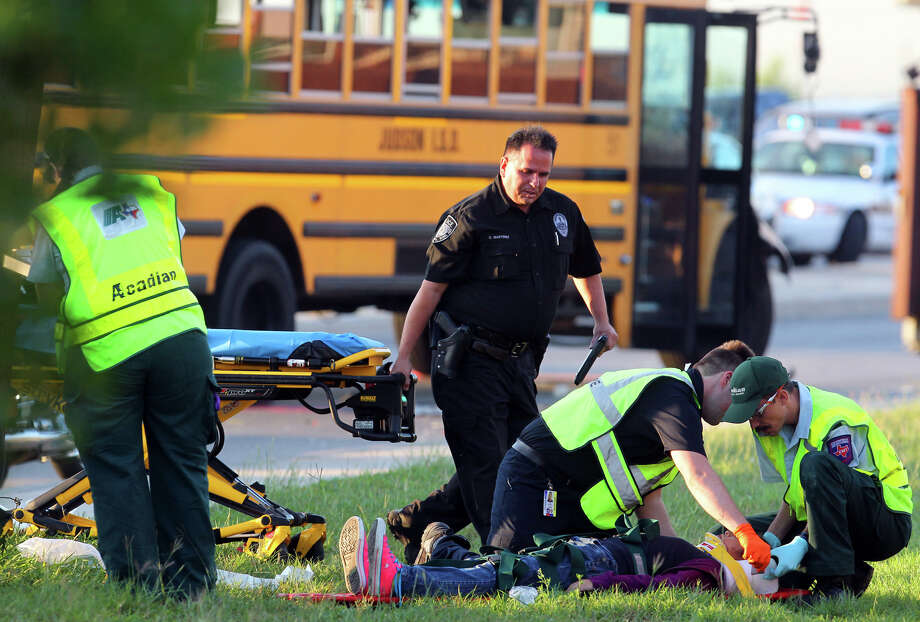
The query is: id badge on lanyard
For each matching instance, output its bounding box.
[543,488,557,517]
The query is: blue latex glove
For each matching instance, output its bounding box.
[764,536,808,579]
[762,531,781,549]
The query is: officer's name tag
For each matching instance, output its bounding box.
[543,489,557,518]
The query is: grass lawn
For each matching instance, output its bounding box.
[1,404,918,621]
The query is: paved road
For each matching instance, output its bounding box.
[4,255,918,506]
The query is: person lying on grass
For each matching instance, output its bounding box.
[338,516,778,600]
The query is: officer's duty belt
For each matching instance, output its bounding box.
[469,325,529,361]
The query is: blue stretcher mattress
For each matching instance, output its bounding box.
[15,322,385,362]
[207,328,386,361]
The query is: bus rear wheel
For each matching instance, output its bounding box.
[829,212,867,263]
[51,455,84,480]
[212,240,296,331]
[737,269,772,355]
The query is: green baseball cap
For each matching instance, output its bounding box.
[722,356,790,424]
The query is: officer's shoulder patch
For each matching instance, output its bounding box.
[432,215,458,244]
[827,434,854,465]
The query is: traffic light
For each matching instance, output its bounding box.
[803,31,820,74]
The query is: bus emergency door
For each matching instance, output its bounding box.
[632,8,757,358]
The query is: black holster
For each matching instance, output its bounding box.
[432,310,471,379]
[433,326,471,378]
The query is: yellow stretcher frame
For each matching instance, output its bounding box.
[3,343,417,562]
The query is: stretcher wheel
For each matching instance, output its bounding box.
[287,528,326,562]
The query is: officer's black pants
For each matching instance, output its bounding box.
[399,348,539,546]
[63,330,217,598]
[799,452,911,577]
[715,452,913,579]
[487,447,602,552]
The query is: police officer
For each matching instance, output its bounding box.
[27,128,216,598]
[487,340,773,574]
[388,126,618,561]
[722,356,912,600]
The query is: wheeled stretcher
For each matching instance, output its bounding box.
[3,328,416,562]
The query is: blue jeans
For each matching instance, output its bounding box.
[398,536,620,596]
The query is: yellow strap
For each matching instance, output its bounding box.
[696,533,754,596]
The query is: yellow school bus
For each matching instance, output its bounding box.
[40,0,791,362]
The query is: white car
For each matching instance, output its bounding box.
[751,128,899,264]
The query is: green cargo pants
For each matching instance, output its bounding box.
[63,329,217,598]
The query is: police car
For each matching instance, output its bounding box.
[750,127,899,264]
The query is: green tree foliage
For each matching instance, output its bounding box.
[0,1,245,431]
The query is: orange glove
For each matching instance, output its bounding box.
[732,523,771,572]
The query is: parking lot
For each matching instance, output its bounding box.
[4,253,916,505]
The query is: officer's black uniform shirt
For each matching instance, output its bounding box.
[424,176,601,343]
[518,368,707,491]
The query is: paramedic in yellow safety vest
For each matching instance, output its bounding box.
[488,340,774,573]
[26,128,217,599]
[722,356,912,601]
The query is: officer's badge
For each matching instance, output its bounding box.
[828,435,854,465]
[432,215,458,244]
[553,213,569,237]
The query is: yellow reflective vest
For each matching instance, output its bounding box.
[542,368,700,529]
[32,173,205,371]
[754,386,912,521]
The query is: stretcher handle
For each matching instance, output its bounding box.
[312,379,415,442]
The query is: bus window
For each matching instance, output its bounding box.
[590,3,628,105]
[635,183,687,324]
[698,184,739,322]
[640,21,692,166]
[404,0,443,99]
[353,0,395,95]
[546,0,585,106]
[450,0,489,100]
[198,0,245,90]
[499,0,537,104]
[702,25,746,170]
[301,0,345,93]
[210,0,244,46]
[250,0,296,93]
[635,19,694,331]
[215,0,244,26]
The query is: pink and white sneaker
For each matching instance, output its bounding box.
[339,516,369,594]
[367,517,403,597]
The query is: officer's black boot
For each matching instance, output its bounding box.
[386,508,423,564]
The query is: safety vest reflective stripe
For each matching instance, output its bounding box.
[631,463,676,495]
[65,286,199,346]
[758,386,912,520]
[583,369,695,520]
[589,369,694,429]
[33,173,204,371]
[596,434,640,509]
